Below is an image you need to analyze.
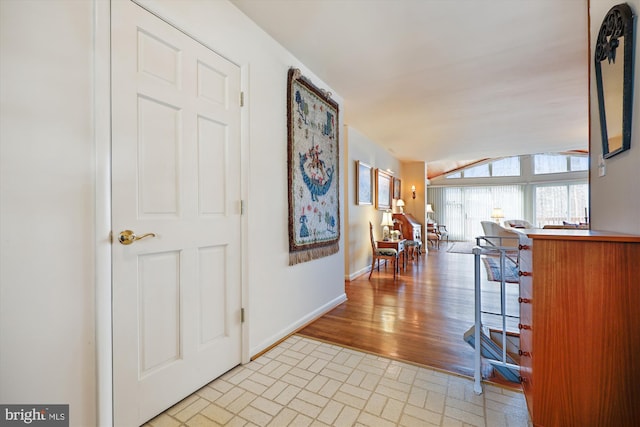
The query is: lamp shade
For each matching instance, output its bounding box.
[491,208,504,219]
[381,211,394,227]
[426,204,435,214]
[396,199,405,208]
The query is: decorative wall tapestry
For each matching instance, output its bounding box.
[287,68,340,265]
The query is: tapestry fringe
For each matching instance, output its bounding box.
[289,243,339,266]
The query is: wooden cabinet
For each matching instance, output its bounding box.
[518,230,640,426]
[392,213,422,244]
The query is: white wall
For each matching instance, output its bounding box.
[345,127,400,279]
[590,0,640,234]
[11,1,639,423]
[0,1,97,425]
[1,1,346,425]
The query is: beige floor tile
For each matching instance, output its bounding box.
[317,400,344,425]
[274,384,302,406]
[339,382,372,401]
[185,413,221,427]
[363,393,387,416]
[399,412,440,426]
[166,394,200,416]
[145,413,183,427]
[380,398,404,423]
[250,396,283,417]
[444,405,486,427]
[199,403,234,425]
[424,390,446,414]
[174,398,211,422]
[238,405,272,426]
[332,405,360,427]
[402,403,442,425]
[197,385,224,402]
[318,378,342,398]
[356,411,398,427]
[149,336,531,427]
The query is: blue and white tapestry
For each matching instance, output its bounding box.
[287,68,340,265]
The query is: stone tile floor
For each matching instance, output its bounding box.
[144,335,532,426]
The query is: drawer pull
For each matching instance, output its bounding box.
[518,323,532,330]
[519,376,527,383]
[519,350,531,357]
[518,271,532,277]
[518,297,532,304]
[518,244,531,250]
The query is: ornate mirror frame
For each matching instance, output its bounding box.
[595,3,635,159]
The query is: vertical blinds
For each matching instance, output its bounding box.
[427,185,524,241]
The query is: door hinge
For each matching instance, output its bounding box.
[240,91,244,107]
[241,308,245,323]
[240,200,244,215]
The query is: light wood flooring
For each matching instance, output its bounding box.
[298,243,521,387]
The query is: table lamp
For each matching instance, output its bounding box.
[491,208,504,224]
[396,199,405,213]
[381,211,394,241]
[426,204,435,223]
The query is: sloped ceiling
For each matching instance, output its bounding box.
[231,0,589,166]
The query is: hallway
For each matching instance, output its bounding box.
[299,247,521,382]
[145,247,530,426]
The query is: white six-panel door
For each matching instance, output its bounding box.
[111,1,242,424]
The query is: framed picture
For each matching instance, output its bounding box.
[356,161,373,205]
[376,169,392,210]
[393,177,401,200]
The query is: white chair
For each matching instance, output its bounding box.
[504,219,534,229]
[480,221,521,250]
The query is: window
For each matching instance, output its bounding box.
[444,156,521,179]
[463,164,490,178]
[428,185,524,241]
[534,154,567,174]
[428,154,588,238]
[534,153,588,174]
[491,157,520,177]
[570,156,588,171]
[535,183,588,225]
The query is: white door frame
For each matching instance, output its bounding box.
[93,1,250,425]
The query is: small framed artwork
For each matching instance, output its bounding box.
[393,177,401,200]
[355,161,373,205]
[376,169,392,210]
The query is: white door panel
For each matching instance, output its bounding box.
[111,1,242,424]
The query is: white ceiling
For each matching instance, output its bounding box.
[230,0,589,164]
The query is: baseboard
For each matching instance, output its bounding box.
[249,292,347,358]
[345,265,371,281]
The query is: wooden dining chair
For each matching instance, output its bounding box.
[369,222,399,279]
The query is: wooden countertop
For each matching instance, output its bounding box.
[519,228,640,243]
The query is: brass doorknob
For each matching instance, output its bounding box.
[118,230,156,245]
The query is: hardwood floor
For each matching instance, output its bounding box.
[298,244,521,387]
